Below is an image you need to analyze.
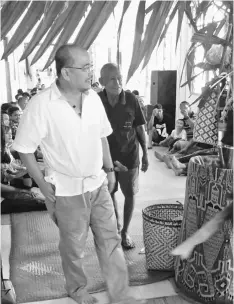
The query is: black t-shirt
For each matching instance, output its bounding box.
[153,113,173,136]
[98,89,146,169]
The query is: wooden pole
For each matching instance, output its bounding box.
[3,37,12,102]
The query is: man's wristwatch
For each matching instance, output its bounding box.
[103,167,115,173]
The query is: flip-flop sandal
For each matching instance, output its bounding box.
[121,237,135,250]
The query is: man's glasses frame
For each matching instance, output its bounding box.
[65,65,93,73]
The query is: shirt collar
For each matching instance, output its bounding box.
[103,89,126,105]
[50,80,90,102]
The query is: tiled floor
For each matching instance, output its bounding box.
[1,147,192,303]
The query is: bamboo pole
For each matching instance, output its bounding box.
[3,38,12,102]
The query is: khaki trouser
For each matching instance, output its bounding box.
[53,179,130,303]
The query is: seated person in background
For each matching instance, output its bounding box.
[17,89,23,95]
[1,103,12,115]
[174,101,196,151]
[1,127,46,214]
[159,119,187,148]
[1,126,27,175]
[1,111,10,127]
[18,93,30,111]
[221,102,233,147]
[169,145,218,175]
[15,93,23,102]
[170,104,233,176]
[1,182,46,214]
[14,89,24,102]
[1,126,40,193]
[8,105,42,163]
[31,87,38,96]
[148,104,173,149]
[8,106,21,140]
[154,101,214,171]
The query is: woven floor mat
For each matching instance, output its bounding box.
[10,198,182,303]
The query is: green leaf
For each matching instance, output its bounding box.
[1,1,18,28]
[185,1,197,32]
[74,1,108,46]
[75,1,118,49]
[1,1,30,39]
[195,0,212,21]
[176,1,186,49]
[181,70,204,88]
[117,1,131,67]
[2,2,46,60]
[195,62,220,70]
[145,1,159,14]
[158,1,180,46]
[186,46,196,90]
[191,32,228,46]
[214,19,226,36]
[142,1,173,69]
[179,43,196,86]
[43,2,91,70]
[135,1,164,71]
[126,0,145,83]
[30,1,77,66]
[20,1,66,61]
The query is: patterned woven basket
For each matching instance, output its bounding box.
[193,97,218,145]
[142,203,183,271]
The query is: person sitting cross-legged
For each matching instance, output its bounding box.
[8,106,21,140]
[1,125,46,214]
[159,118,187,148]
[148,104,173,149]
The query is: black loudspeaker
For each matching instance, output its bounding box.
[150,70,177,128]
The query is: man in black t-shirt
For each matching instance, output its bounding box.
[148,104,173,149]
[99,63,149,250]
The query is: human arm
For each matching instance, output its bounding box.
[181,130,187,141]
[11,96,55,208]
[133,97,149,172]
[19,153,55,202]
[172,203,233,260]
[101,137,116,193]
[148,111,155,130]
[185,117,194,130]
[182,110,195,130]
[136,125,149,172]
[1,183,28,193]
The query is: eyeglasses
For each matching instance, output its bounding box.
[65,65,93,72]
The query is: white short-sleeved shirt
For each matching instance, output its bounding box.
[171,129,187,140]
[12,82,113,196]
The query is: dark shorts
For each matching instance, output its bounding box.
[113,167,139,197]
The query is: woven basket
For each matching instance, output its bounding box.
[142,203,183,271]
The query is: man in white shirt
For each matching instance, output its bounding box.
[13,45,145,304]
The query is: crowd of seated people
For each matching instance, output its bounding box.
[153,100,221,176]
[1,89,46,214]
